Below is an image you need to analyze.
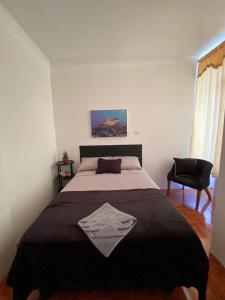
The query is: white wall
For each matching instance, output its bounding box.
[0,4,57,279]
[211,117,225,267]
[51,60,196,187]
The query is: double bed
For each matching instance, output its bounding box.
[7,144,209,300]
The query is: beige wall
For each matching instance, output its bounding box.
[0,4,57,279]
[211,117,225,267]
[51,60,196,187]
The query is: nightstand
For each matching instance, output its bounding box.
[56,160,75,192]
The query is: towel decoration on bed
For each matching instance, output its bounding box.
[78,203,137,257]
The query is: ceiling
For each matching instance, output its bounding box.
[1,0,225,64]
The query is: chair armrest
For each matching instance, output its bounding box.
[198,164,213,189]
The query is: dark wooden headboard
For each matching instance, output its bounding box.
[79,144,142,166]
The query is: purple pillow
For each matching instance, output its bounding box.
[96,158,121,174]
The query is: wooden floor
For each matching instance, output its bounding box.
[1,188,225,300]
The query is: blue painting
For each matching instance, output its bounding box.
[91,109,127,137]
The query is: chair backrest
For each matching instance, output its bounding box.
[168,158,213,177]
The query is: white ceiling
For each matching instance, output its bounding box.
[2,0,225,64]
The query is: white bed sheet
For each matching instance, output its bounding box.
[62,169,159,192]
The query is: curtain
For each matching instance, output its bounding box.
[191,42,225,177]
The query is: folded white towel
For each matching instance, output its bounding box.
[78,203,137,257]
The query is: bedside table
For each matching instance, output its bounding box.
[56,160,75,192]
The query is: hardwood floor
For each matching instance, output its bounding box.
[1,187,225,300]
[168,187,213,256]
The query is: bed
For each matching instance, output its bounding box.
[7,144,209,300]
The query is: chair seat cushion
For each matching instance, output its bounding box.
[168,174,202,189]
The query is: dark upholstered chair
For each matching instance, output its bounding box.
[167,158,213,211]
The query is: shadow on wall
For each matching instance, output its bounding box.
[0,181,57,281]
[0,231,15,279]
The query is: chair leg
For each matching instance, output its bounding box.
[195,190,202,211]
[205,188,212,201]
[167,180,171,197]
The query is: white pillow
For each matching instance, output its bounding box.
[111,156,141,170]
[77,157,110,172]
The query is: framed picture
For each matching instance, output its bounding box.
[90,109,127,137]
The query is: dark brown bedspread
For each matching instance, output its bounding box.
[7,189,209,299]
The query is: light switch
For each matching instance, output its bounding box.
[133,131,140,135]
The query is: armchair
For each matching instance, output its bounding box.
[167,158,213,211]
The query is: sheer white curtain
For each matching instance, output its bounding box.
[191,59,225,176]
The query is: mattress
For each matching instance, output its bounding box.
[62,169,159,192]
